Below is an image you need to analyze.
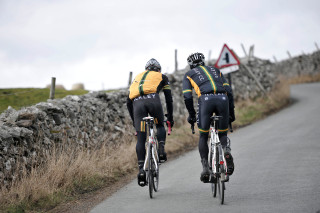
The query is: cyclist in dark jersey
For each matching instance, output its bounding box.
[127,58,174,186]
[182,52,235,183]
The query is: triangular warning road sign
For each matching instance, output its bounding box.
[214,44,240,69]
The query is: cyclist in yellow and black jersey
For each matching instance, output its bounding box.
[126,58,174,187]
[182,52,235,183]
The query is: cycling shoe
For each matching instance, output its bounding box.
[137,169,146,187]
[200,158,210,183]
[225,152,234,175]
[158,143,167,163]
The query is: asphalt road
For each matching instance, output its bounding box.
[91,83,320,213]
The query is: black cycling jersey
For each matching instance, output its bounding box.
[182,65,234,122]
[183,65,231,97]
[182,66,234,133]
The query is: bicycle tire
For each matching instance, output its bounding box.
[153,153,159,192]
[219,164,225,204]
[209,150,216,197]
[221,181,225,204]
[213,147,220,198]
[148,151,154,198]
[217,178,221,199]
[212,181,217,197]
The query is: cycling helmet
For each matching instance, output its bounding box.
[145,58,161,72]
[187,52,205,69]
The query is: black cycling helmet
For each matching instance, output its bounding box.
[187,52,205,69]
[145,58,161,72]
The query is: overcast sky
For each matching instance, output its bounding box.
[1,0,319,91]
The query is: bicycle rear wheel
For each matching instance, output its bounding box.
[148,153,154,198]
[219,165,225,204]
[221,181,225,204]
[209,151,216,197]
[212,147,219,198]
[153,159,159,192]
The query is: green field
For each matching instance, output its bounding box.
[0,88,88,114]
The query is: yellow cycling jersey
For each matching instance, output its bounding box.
[129,70,170,100]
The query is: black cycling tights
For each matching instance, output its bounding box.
[136,124,166,163]
[198,132,228,160]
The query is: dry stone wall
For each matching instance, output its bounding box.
[0,91,132,187]
[0,50,319,188]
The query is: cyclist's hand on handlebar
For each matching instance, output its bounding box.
[165,113,174,128]
[166,120,174,128]
[229,115,235,123]
[187,115,196,124]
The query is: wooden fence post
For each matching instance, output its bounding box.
[49,77,56,99]
[175,49,178,72]
[273,56,278,63]
[128,71,133,88]
[248,45,254,60]
[315,42,319,51]
[241,43,248,57]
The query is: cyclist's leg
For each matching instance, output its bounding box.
[146,94,167,162]
[136,132,147,168]
[216,95,234,175]
[198,96,214,182]
[133,99,148,185]
[215,94,229,148]
[198,96,217,160]
[156,124,167,162]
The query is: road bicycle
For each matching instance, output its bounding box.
[191,115,231,204]
[209,116,230,204]
[142,116,171,198]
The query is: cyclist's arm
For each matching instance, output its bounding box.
[161,75,173,121]
[220,71,235,122]
[182,73,196,117]
[126,96,134,124]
